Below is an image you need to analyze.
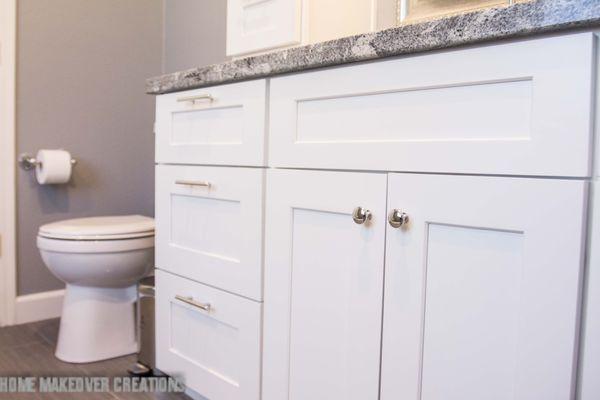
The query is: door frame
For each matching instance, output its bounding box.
[0,0,17,326]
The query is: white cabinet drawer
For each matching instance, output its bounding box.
[156,165,264,300]
[270,33,594,177]
[156,270,261,400]
[156,79,267,166]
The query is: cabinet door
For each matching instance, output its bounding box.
[263,169,387,400]
[381,174,587,400]
[226,0,302,56]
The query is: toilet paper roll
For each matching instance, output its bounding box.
[35,149,72,185]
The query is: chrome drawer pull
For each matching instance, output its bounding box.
[175,180,211,188]
[175,295,211,312]
[177,94,214,104]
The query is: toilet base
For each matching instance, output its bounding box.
[55,284,138,363]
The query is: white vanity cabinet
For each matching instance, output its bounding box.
[261,32,594,400]
[154,31,598,400]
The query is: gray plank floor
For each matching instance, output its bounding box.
[0,319,190,400]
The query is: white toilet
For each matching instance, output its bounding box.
[37,215,154,363]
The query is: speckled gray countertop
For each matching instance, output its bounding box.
[147,0,600,95]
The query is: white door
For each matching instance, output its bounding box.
[0,0,16,327]
[226,0,302,56]
[262,169,387,400]
[381,174,587,400]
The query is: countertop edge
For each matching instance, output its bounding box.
[147,0,600,95]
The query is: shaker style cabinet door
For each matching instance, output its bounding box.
[262,169,387,400]
[381,174,587,400]
[226,0,302,56]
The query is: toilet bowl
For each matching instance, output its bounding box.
[37,215,154,363]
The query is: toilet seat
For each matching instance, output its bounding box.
[38,215,154,241]
[37,235,154,253]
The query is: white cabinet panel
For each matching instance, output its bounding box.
[579,179,600,400]
[381,174,587,400]
[156,165,264,300]
[227,0,302,56]
[156,80,266,166]
[156,270,261,400]
[270,33,594,176]
[263,169,387,400]
[295,79,532,142]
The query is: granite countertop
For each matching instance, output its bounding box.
[147,0,600,95]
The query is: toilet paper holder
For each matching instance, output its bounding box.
[18,152,77,171]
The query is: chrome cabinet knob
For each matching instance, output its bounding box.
[352,207,372,225]
[388,209,409,228]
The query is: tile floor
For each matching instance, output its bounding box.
[0,319,190,399]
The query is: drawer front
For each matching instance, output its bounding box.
[156,270,261,400]
[156,79,267,166]
[156,165,264,300]
[270,33,594,177]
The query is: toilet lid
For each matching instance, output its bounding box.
[38,215,155,240]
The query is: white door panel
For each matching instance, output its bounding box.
[263,169,387,400]
[227,0,302,56]
[381,174,587,400]
[155,80,267,166]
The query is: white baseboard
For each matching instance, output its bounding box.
[15,289,64,325]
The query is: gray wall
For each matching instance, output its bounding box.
[163,0,229,73]
[17,0,163,295]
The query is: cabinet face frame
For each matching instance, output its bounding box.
[381,173,588,400]
[262,169,387,400]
